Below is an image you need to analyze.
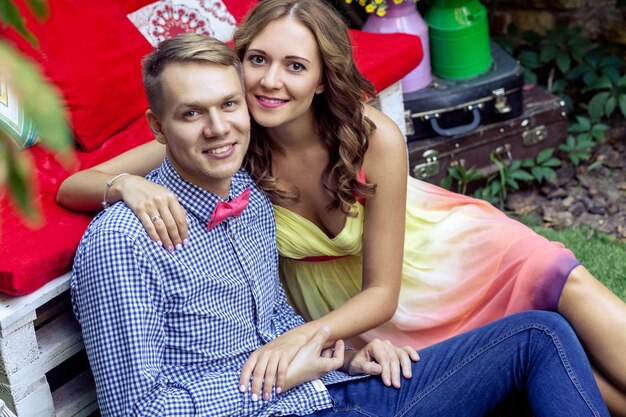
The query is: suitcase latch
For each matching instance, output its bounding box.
[493,88,512,114]
[522,125,548,146]
[404,110,415,136]
[412,150,440,180]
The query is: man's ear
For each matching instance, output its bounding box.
[146,109,166,144]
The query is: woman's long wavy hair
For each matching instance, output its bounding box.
[234,0,377,215]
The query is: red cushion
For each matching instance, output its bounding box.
[1,0,152,152]
[350,29,423,92]
[0,116,154,296]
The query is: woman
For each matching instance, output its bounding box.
[58,0,626,412]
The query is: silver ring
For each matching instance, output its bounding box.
[151,214,162,223]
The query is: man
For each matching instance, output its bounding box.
[71,33,609,417]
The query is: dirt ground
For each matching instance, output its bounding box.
[505,126,626,240]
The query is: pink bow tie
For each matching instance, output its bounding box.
[207,187,250,231]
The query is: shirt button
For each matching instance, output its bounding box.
[229,232,236,241]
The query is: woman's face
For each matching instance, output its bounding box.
[242,17,324,131]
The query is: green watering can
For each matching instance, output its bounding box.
[425,0,492,79]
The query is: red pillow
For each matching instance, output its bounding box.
[1,0,153,152]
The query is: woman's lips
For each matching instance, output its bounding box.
[256,95,288,108]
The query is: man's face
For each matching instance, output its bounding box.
[148,62,250,197]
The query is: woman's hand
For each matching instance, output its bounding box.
[117,175,188,250]
[282,327,344,393]
[344,339,419,388]
[239,325,314,400]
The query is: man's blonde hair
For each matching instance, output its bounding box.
[142,33,242,117]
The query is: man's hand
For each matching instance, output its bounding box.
[343,339,419,388]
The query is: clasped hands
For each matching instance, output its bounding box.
[238,326,420,401]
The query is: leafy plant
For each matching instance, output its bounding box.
[440,162,482,195]
[0,0,72,221]
[559,135,596,166]
[474,151,535,209]
[521,148,561,184]
[583,71,626,120]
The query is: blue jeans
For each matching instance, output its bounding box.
[297,311,609,417]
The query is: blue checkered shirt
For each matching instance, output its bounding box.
[71,158,357,416]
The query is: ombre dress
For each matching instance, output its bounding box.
[275,176,580,349]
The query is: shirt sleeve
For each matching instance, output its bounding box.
[72,230,198,416]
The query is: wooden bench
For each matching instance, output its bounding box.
[0,273,96,417]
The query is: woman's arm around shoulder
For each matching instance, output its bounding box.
[57,141,188,249]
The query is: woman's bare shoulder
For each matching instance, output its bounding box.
[362,102,405,152]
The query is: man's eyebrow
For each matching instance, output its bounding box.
[246,48,311,64]
[174,93,243,110]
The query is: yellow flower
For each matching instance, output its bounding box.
[359,0,366,6]
[393,0,403,4]
[345,0,352,3]
[376,7,387,16]
[365,3,375,12]
[374,0,383,4]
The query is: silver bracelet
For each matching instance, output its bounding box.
[102,173,130,209]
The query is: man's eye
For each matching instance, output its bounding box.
[184,111,199,118]
[223,101,237,109]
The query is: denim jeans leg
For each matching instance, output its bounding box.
[303,311,608,417]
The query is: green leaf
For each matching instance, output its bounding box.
[0,0,38,46]
[537,148,555,164]
[518,51,542,69]
[542,157,562,168]
[510,160,522,171]
[556,52,571,73]
[24,0,48,19]
[585,76,613,92]
[605,95,617,117]
[521,158,535,168]
[440,175,452,190]
[507,177,520,190]
[566,64,589,81]
[0,42,73,153]
[590,124,608,139]
[575,115,591,130]
[0,134,36,219]
[511,170,535,181]
[588,92,611,120]
[619,94,626,119]
[540,45,559,63]
[619,74,626,88]
[524,69,538,84]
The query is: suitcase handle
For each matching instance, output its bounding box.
[430,107,481,137]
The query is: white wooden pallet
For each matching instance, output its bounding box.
[0,273,96,417]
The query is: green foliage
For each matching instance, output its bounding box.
[521,148,561,183]
[473,151,536,209]
[440,163,482,195]
[583,71,626,120]
[0,0,72,221]
[558,115,606,166]
[495,23,626,122]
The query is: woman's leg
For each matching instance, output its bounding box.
[311,311,609,417]
[558,265,626,416]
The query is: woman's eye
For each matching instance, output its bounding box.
[248,55,266,65]
[288,62,305,72]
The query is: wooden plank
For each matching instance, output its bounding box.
[0,274,71,332]
[52,370,97,417]
[12,311,83,389]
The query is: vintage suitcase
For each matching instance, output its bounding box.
[404,42,524,142]
[408,85,568,186]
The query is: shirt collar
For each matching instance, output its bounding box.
[155,157,255,226]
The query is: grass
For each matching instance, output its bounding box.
[514,213,626,302]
